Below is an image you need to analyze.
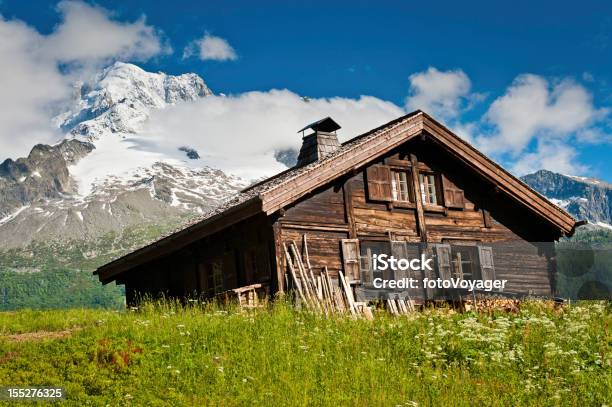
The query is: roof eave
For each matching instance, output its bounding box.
[95,195,263,283]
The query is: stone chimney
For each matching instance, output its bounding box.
[296,117,341,166]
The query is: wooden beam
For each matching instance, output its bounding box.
[410,153,428,243]
[278,221,349,233]
[482,209,493,228]
[272,221,285,293]
[343,179,357,238]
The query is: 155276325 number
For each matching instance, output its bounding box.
[0,387,65,400]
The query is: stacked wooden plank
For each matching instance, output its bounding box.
[283,239,373,319]
[385,297,415,316]
[463,296,521,313]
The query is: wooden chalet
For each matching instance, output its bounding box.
[95,111,580,305]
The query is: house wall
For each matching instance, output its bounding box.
[274,137,558,301]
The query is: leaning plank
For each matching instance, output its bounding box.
[319,271,334,313]
[283,243,309,309]
[387,299,398,316]
[338,270,357,316]
[397,299,407,314]
[289,243,321,311]
[303,234,313,271]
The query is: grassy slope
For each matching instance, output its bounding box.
[0,217,189,310]
[0,301,610,406]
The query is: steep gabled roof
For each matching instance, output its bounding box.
[96,110,578,282]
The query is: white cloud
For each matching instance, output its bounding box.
[184,33,237,61]
[142,89,403,178]
[0,17,69,160]
[0,1,166,161]
[44,1,167,63]
[405,67,477,120]
[511,140,588,176]
[478,74,607,154]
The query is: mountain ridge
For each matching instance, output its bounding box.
[520,169,612,229]
[0,62,245,251]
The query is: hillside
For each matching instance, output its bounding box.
[0,301,609,405]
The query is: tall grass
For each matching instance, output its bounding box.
[0,299,610,406]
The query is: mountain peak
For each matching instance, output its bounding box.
[56,62,212,142]
[521,169,612,228]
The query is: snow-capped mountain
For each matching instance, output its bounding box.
[56,61,212,141]
[0,62,246,251]
[521,170,612,230]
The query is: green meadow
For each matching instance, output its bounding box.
[0,300,610,406]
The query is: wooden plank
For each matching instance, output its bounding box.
[278,221,349,232]
[338,270,357,316]
[283,243,307,307]
[289,242,319,311]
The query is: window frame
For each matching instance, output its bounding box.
[389,167,414,205]
[418,171,443,208]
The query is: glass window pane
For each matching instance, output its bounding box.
[391,173,398,200]
[399,172,409,201]
[419,173,427,203]
[428,174,437,205]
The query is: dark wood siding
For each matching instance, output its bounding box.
[123,213,276,305]
[273,138,558,299]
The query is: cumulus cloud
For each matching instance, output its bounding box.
[0,1,166,161]
[478,74,607,154]
[138,67,608,179]
[402,68,608,176]
[405,67,479,120]
[511,140,589,176]
[0,17,69,159]
[44,1,167,63]
[184,33,237,61]
[142,90,403,178]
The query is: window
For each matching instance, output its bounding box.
[419,173,440,205]
[391,170,412,202]
[359,240,391,285]
[451,245,480,281]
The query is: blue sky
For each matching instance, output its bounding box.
[1,0,611,180]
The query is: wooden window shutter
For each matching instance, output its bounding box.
[391,241,408,280]
[366,165,393,202]
[360,248,372,285]
[422,246,437,299]
[478,246,495,281]
[341,239,361,282]
[441,174,465,209]
[435,244,452,281]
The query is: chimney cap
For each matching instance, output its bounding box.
[297,116,341,134]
